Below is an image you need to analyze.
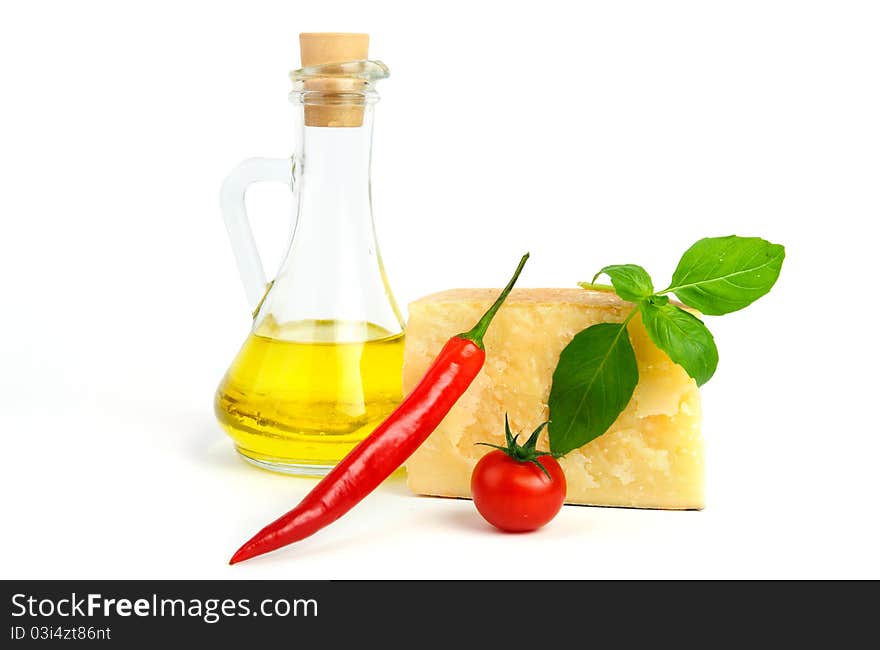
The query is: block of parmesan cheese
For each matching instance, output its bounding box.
[403,288,703,510]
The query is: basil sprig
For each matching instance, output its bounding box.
[548,235,784,456]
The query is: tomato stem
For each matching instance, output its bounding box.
[475,413,554,479]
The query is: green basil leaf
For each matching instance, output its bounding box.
[591,264,654,302]
[548,323,638,456]
[667,235,785,315]
[641,302,718,385]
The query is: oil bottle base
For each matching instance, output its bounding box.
[235,446,336,477]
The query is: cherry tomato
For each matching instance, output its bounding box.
[471,450,566,532]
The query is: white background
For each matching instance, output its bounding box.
[1,0,878,579]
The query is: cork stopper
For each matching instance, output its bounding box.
[299,33,369,127]
[300,33,369,68]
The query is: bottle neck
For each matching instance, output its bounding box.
[294,107,374,209]
[254,101,402,340]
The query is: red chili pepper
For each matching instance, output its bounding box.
[229,253,529,564]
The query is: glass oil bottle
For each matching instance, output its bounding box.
[215,33,405,475]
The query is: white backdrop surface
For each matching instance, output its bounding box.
[1,1,878,578]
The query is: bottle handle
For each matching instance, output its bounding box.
[219,157,293,313]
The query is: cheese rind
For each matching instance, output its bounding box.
[403,288,704,510]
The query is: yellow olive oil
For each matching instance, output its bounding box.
[215,317,404,474]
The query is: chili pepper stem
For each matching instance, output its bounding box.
[458,253,529,349]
